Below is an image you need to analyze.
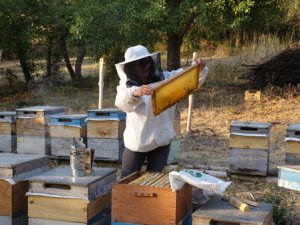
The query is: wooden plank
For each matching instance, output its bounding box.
[0,179,28,217]
[111,210,192,225]
[0,134,16,153]
[88,138,124,162]
[229,134,269,150]
[17,136,50,155]
[0,122,15,134]
[229,148,269,176]
[192,196,273,225]
[285,153,300,164]
[28,193,110,223]
[245,90,261,101]
[285,140,300,154]
[152,64,200,116]
[50,125,86,138]
[16,118,47,136]
[29,210,111,225]
[87,120,125,138]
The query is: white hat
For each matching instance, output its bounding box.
[116,45,159,66]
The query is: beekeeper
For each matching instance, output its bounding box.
[115,45,208,178]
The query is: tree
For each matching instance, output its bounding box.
[0,0,44,83]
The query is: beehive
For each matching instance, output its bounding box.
[228,121,272,176]
[192,196,273,225]
[87,108,126,162]
[16,106,65,155]
[28,166,116,224]
[112,171,192,225]
[0,153,48,225]
[50,114,87,158]
[284,123,300,164]
[0,112,16,153]
[278,165,300,192]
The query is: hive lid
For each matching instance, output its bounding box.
[287,123,300,131]
[28,165,116,187]
[0,153,48,180]
[230,120,272,129]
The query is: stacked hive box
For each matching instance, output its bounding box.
[284,123,300,164]
[0,153,48,225]
[111,171,192,225]
[16,106,65,155]
[228,121,272,176]
[0,112,16,153]
[192,196,273,225]
[87,108,126,162]
[28,166,116,225]
[50,114,87,158]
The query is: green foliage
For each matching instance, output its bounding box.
[261,186,294,225]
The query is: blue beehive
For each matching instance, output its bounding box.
[87,108,126,162]
[50,114,87,158]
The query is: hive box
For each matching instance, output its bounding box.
[228,121,272,176]
[278,165,300,192]
[87,108,126,162]
[112,171,192,225]
[50,114,87,158]
[16,106,65,155]
[192,196,273,225]
[28,166,116,224]
[284,123,300,164]
[0,153,48,225]
[0,112,16,153]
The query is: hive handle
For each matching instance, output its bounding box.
[134,191,156,197]
[44,183,71,190]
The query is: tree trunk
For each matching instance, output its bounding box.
[59,30,76,80]
[15,40,33,83]
[74,42,86,80]
[46,44,52,77]
[167,34,181,70]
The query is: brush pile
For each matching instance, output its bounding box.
[240,42,300,89]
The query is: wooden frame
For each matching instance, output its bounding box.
[152,64,200,116]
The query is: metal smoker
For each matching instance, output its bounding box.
[70,138,94,177]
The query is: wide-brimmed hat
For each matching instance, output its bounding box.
[116,45,159,66]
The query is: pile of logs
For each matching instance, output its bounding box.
[240,42,300,89]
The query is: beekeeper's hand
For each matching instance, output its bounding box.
[133,85,153,97]
[195,58,206,69]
